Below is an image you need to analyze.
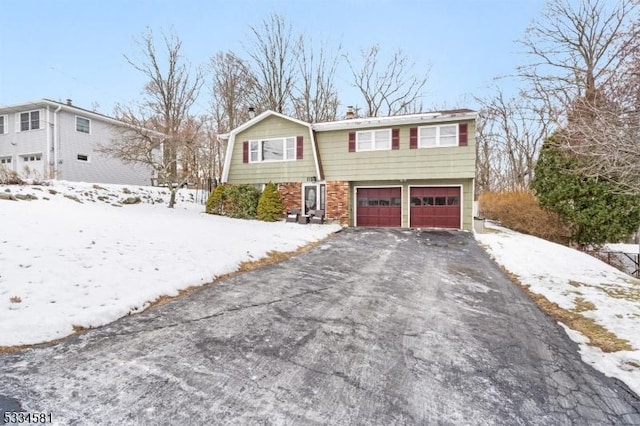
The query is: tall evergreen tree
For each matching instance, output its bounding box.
[531,133,640,246]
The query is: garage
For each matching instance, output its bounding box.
[410,186,461,229]
[356,187,401,227]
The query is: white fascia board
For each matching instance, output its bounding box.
[309,129,322,180]
[312,111,477,132]
[227,110,309,138]
[221,133,235,183]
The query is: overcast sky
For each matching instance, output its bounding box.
[0,0,547,117]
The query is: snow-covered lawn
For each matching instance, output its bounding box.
[476,223,640,397]
[0,181,340,347]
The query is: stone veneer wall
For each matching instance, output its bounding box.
[277,182,302,214]
[326,181,349,225]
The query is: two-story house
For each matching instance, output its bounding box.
[0,99,154,185]
[221,109,477,230]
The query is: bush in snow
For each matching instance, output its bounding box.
[205,184,228,215]
[479,191,571,244]
[257,182,284,222]
[0,165,24,185]
[226,184,261,219]
[206,184,260,219]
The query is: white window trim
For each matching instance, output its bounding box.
[16,110,42,132]
[0,155,12,164]
[75,116,91,134]
[0,115,7,134]
[248,136,297,163]
[76,154,90,162]
[355,129,392,152]
[20,153,43,162]
[418,124,458,148]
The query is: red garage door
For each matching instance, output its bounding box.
[410,187,461,229]
[356,187,402,227]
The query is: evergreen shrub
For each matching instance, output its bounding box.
[257,182,284,221]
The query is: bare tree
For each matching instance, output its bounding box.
[519,0,639,193]
[104,29,203,207]
[246,13,298,114]
[345,45,429,117]
[563,90,640,194]
[292,36,340,122]
[518,0,637,119]
[476,87,551,192]
[202,121,226,186]
[177,115,207,185]
[209,51,255,133]
[206,51,255,186]
[475,109,504,194]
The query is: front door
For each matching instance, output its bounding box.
[302,183,325,215]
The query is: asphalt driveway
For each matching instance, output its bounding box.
[1,228,639,425]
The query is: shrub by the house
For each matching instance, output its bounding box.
[257,182,284,222]
[226,184,261,219]
[205,184,261,219]
[478,191,571,244]
[0,165,24,185]
[205,184,228,215]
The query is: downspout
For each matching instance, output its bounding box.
[46,106,50,176]
[52,105,62,178]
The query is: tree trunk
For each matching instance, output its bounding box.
[168,187,177,208]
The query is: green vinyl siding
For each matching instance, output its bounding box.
[317,120,475,182]
[226,115,316,184]
[348,178,474,230]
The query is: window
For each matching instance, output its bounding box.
[356,129,391,151]
[0,115,6,134]
[249,137,296,162]
[76,116,90,134]
[77,154,89,162]
[20,111,40,131]
[0,156,11,164]
[418,124,458,148]
[22,154,42,162]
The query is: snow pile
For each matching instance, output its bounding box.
[0,181,341,347]
[476,223,640,397]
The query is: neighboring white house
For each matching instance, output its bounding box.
[0,99,155,185]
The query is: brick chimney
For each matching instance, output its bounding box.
[345,106,354,119]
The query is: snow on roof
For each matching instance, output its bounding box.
[311,109,477,131]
